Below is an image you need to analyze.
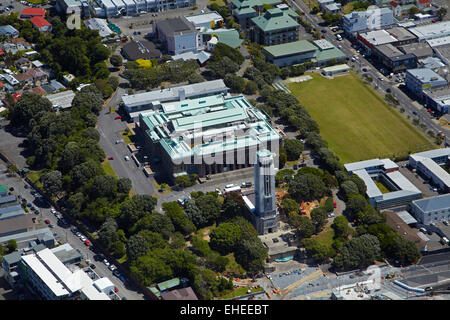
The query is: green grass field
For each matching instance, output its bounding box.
[287,73,435,163]
[101,160,117,177]
[374,180,390,194]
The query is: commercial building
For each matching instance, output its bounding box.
[46,90,76,110]
[250,8,299,46]
[0,215,34,237]
[345,158,422,209]
[0,204,25,221]
[405,68,447,99]
[0,25,19,38]
[120,40,162,60]
[418,57,445,71]
[385,27,417,46]
[30,17,52,33]
[410,194,450,225]
[423,85,450,114]
[137,95,282,181]
[357,29,398,55]
[372,43,417,73]
[323,2,341,14]
[20,8,46,18]
[185,11,224,29]
[342,7,394,36]
[409,21,450,42]
[409,148,450,193]
[121,79,229,120]
[18,248,111,300]
[154,17,198,55]
[398,42,433,60]
[0,228,55,249]
[56,0,90,16]
[262,39,346,67]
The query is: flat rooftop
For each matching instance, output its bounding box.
[359,29,397,46]
[262,40,317,58]
[386,26,417,42]
[184,11,223,26]
[427,35,450,48]
[412,194,450,212]
[406,68,446,83]
[409,21,450,40]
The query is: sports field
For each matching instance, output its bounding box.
[287,72,434,163]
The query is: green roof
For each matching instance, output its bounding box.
[234,6,257,16]
[232,0,281,9]
[157,278,180,291]
[251,8,299,32]
[315,46,346,62]
[0,185,7,194]
[201,29,243,48]
[263,40,316,58]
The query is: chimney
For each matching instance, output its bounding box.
[179,88,186,101]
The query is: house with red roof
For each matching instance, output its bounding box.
[20,8,46,18]
[31,87,47,95]
[30,17,52,33]
[416,0,431,11]
[12,93,22,102]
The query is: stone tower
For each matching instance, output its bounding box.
[253,149,279,234]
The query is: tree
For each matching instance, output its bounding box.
[289,173,329,202]
[345,195,368,222]
[126,234,151,261]
[289,214,314,238]
[7,239,17,253]
[110,240,126,259]
[348,174,367,195]
[224,74,246,93]
[9,92,52,130]
[90,175,117,198]
[209,222,241,255]
[235,239,268,274]
[390,237,421,265]
[187,73,204,84]
[281,198,298,214]
[310,207,328,233]
[221,192,248,221]
[409,6,419,15]
[43,170,62,197]
[437,7,447,20]
[82,127,100,142]
[302,238,335,262]
[119,194,157,232]
[71,161,102,188]
[206,56,240,78]
[117,178,132,194]
[275,168,295,186]
[333,234,381,270]
[284,138,304,161]
[162,202,196,235]
[66,192,84,215]
[195,195,221,226]
[107,76,119,90]
[331,216,353,239]
[110,54,123,67]
[244,80,258,95]
[71,85,104,115]
[340,180,359,200]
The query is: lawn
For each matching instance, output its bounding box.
[121,131,135,144]
[26,170,45,189]
[207,0,226,7]
[101,160,117,177]
[312,222,335,248]
[374,180,390,194]
[287,73,435,163]
[218,286,264,300]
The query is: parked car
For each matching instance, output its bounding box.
[109,264,116,271]
[333,202,337,208]
[103,259,110,266]
[49,223,55,228]
[90,264,96,269]
[444,221,449,226]
[84,240,92,246]
[124,156,130,161]
[80,236,87,242]
[114,115,122,120]
[9,186,14,191]
[44,219,50,224]
[108,156,114,160]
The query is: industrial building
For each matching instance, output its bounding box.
[46,90,76,110]
[154,17,198,55]
[137,95,282,182]
[409,148,450,193]
[18,248,112,300]
[0,25,19,38]
[409,21,450,42]
[410,194,450,225]
[342,7,394,36]
[84,18,114,38]
[405,68,447,99]
[262,39,346,67]
[345,158,422,209]
[250,8,299,46]
[120,40,162,61]
[121,79,229,121]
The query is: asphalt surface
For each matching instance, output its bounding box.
[0,160,144,300]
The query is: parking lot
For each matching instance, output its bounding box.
[398,166,441,198]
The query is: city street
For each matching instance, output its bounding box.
[0,160,145,300]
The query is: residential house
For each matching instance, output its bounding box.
[30,17,53,33]
[16,57,31,72]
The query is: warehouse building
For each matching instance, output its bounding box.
[409,21,450,42]
[121,79,229,121]
[46,90,76,110]
[410,194,450,225]
[427,36,450,65]
[84,18,114,38]
[345,158,422,209]
[409,148,450,193]
[0,25,19,38]
[373,43,417,73]
[405,68,447,99]
[137,95,282,182]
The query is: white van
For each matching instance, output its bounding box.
[440,237,449,245]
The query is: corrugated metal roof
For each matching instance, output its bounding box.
[344,159,384,173]
[157,277,180,291]
[263,40,316,58]
[396,211,418,225]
